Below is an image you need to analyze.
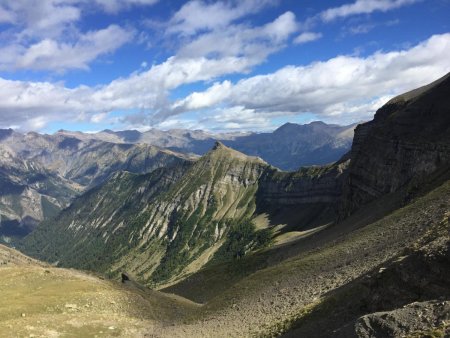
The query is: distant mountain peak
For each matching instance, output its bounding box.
[207,141,266,164]
[212,140,225,150]
[308,121,327,126]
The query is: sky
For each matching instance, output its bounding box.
[0,0,449,133]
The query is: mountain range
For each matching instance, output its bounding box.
[0,121,354,240]
[0,130,190,239]
[0,73,449,337]
[58,121,357,170]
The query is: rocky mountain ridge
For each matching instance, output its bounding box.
[57,121,357,170]
[0,131,189,238]
[22,140,347,286]
[341,72,450,217]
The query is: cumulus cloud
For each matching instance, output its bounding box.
[167,33,450,126]
[166,0,276,36]
[176,11,297,61]
[1,33,450,130]
[93,0,159,13]
[6,25,134,71]
[172,81,232,111]
[0,0,157,72]
[294,32,322,44]
[321,0,419,22]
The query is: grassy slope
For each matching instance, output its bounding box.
[0,246,199,338]
[157,178,449,337]
[3,179,448,337]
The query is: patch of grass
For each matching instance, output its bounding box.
[0,265,199,337]
[212,219,272,262]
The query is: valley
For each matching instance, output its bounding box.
[0,73,449,337]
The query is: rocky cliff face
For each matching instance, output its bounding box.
[259,161,348,206]
[341,73,450,217]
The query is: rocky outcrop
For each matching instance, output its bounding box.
[341,73,450,217]
[259,161,348,206]
[355,300,450,338]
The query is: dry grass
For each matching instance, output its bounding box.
[0,264,199,338]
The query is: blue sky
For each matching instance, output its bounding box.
[0,0,449,133]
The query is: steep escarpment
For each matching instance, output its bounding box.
[341,73,450,217]
[158,169,450,338]
[155,74,450,337]
[254,159,348,233]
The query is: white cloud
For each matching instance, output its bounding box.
[0,6,15,23]
[294,32,322,44]
[166,0,276,36]
[10,25,133,71]
[321,0,419,22]
[90,112,108,123]
[165,33,450,125]
[1,33,449,131]
[177,12,297,61]
[172,81,232,111]
[93,0,159,13]
[0,0,81,39]
[0,0,157,72]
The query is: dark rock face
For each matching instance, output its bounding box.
[258,162,348,207]
[121,273,130,283]
[341,73,450,217]
[355,301,450,338]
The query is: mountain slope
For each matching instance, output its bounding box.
[0,246,199,337]
[0,148,80,239]
[14,73,450,337]
[0,131,189,239]
[22,142,347,286]
[159,177,450,337]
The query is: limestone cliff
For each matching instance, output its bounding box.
[341,73,450,217]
